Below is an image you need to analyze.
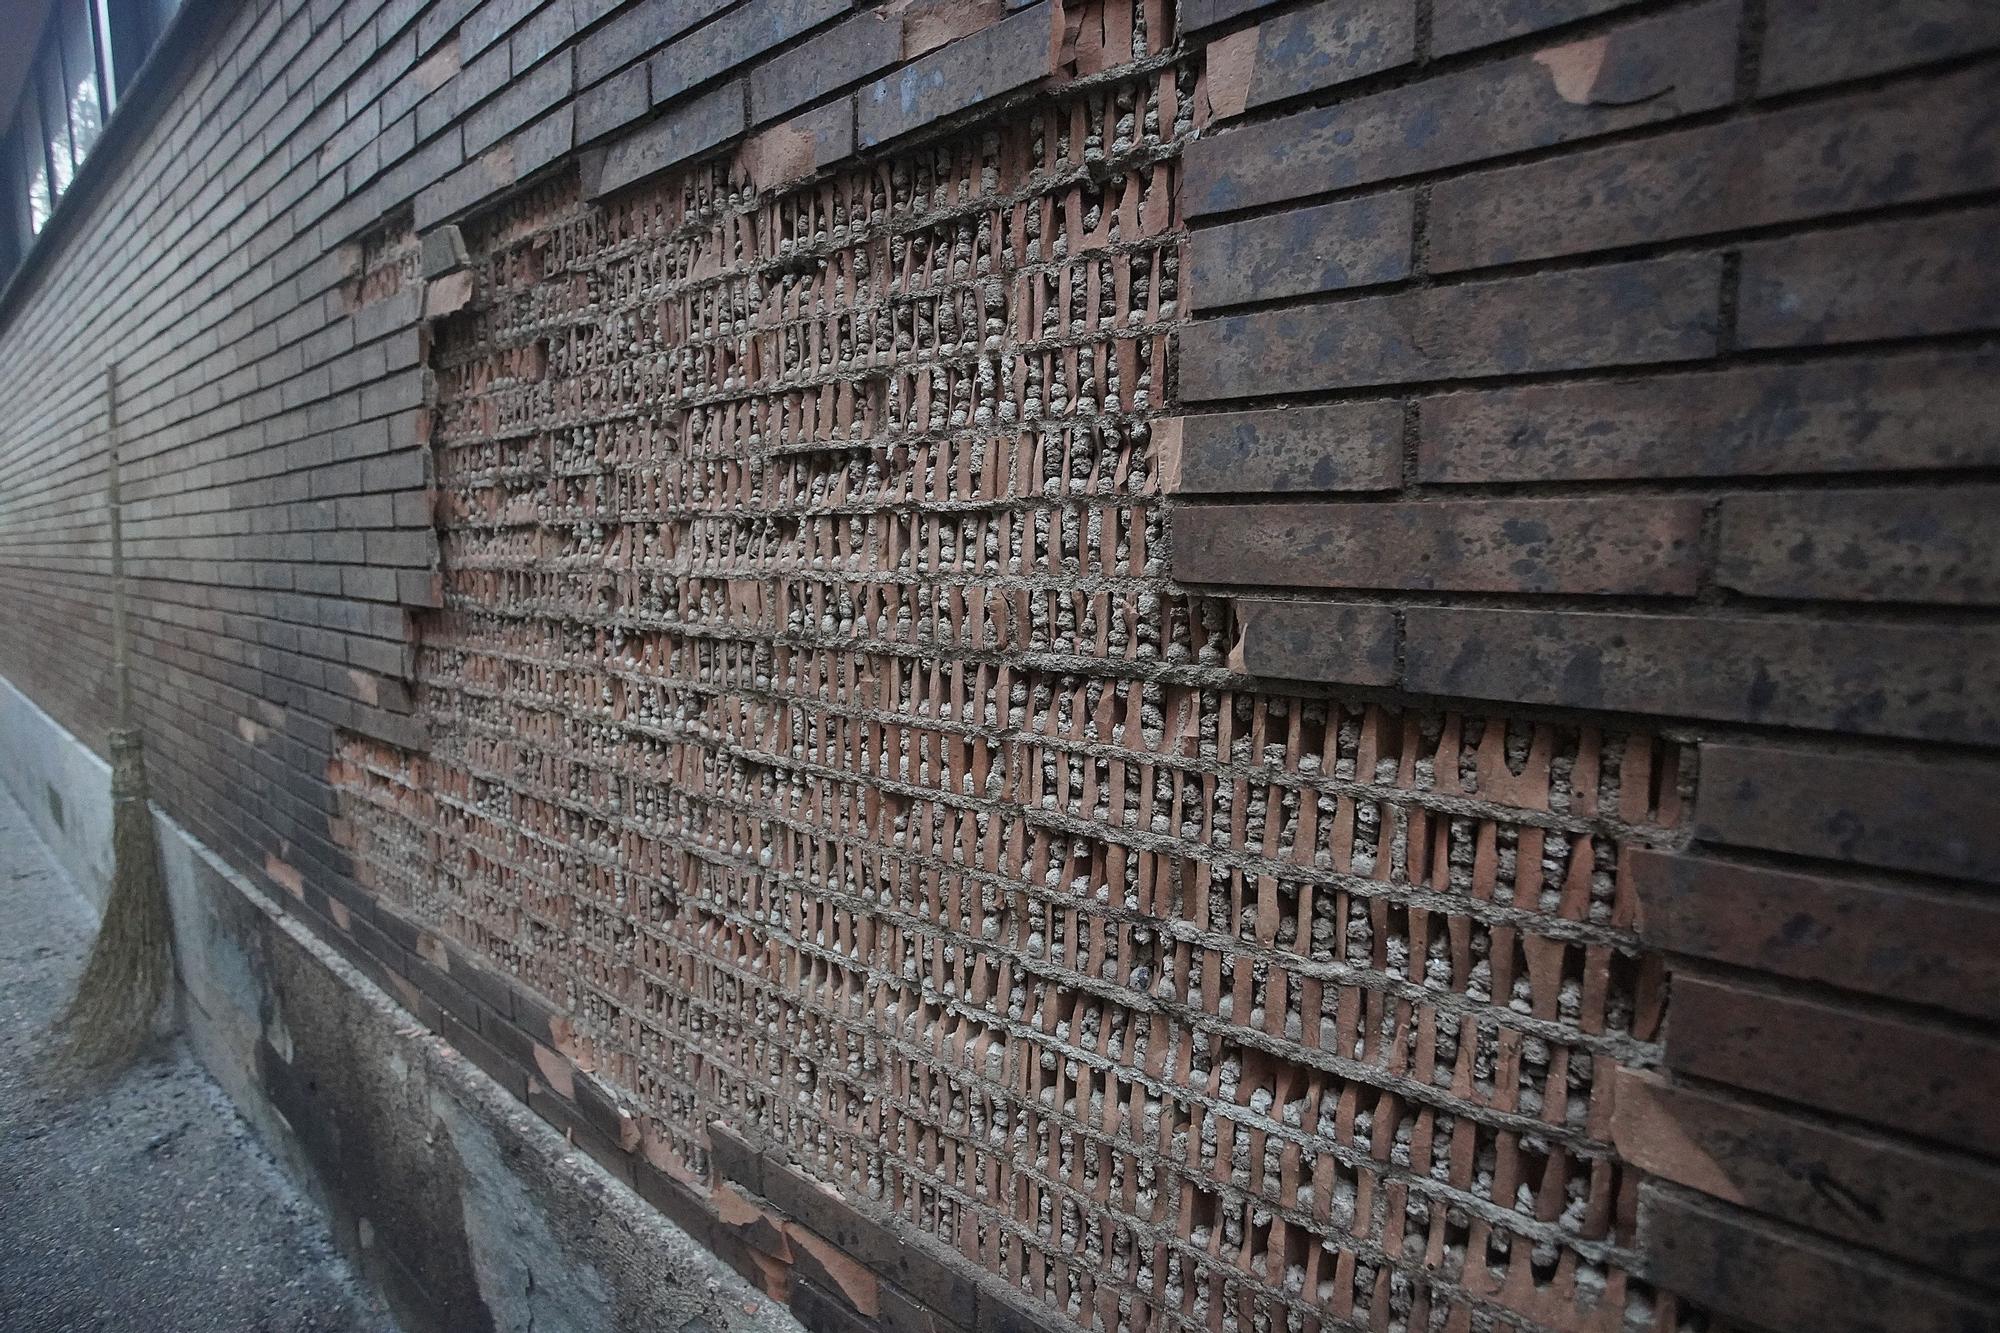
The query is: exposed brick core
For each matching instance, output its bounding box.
[3,1,1997,1331]
[329,68,1708,1333]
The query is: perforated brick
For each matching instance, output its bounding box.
[334,59,1698,1333]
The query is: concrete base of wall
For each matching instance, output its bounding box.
[0,675,800,1333]
[0,682,115,914]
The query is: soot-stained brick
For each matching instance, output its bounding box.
[1183,0,1739,216]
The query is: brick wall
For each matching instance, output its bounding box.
[1,1,1995,1332]
[1170,2,2000,1330]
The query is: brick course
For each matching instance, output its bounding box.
[2,1,1997,1331]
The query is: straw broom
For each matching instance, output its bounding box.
[55,364,175,1072]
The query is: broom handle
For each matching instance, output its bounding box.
[107,363,130,730]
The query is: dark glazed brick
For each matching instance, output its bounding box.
[573,1073,633,1149]
[1402,608,2000,744]
[418,43,509,141]
[402,948,483,1026]
[578,63,650,143]
[509,982,563,1046]
[1665,975,2000,1156]
[1183,0,1739,216]
[1430,0,1643,55]
[1616,1072,2000,1282]
[417,0,479,54]
[461,0,550,57]
[977,1291,1060,1333]
[1174,497,1701,593]
[576,0,729,85]
[1173,402,1404,493]
[1715,486,2000,605]
[856,3,1053,149]
[589,80,747,197]
[791,1281,875,1333]
[509,0,577,71]
[1230,598,1398,685]
[1759,0,2000,95]
[463,52,573,155]
[1428,62,2000,270]
[1223,0,1415,112]
[512,102,575,176]
[440,940,517,1015]
[1628,848,2000,1018]
[750,10,904,124]
[1181,255,1721,400]
[1737,208,2000,349]
[707,1120,764,1191]
[1179,0,1288,32]
[1416,350,2000,482]
[650,0,847,108]
[421,224,469,276]
[1187,192,1413,309]
[878,1281,970,1333]
[1694,742,2000,882]
[527,1081,636,1184]
[479,1003,541,1070]
[415,150,517,229]
[1639,1186,1999,1333]
[633,1160,718,1246]
[436,1008,530,1098]
[760,1160,980,1315]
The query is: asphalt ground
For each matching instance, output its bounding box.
[0,783,398,1333]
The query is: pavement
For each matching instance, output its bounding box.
[0,783,399,1333]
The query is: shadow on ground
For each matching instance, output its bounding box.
[0,785,396,1333]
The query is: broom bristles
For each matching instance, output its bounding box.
[54,727,174,1072]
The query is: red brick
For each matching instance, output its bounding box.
[1758,0,2000,95]
[1416,349,2000,482]
[1616,1071,2000,1283]
[1183,0,1738,216]
[1664,974,2000,1156]
[737,99,854,188]
[1737,207,2000,349]
[1401,608,2000,744]
[1173,497,1701,594]
[1181,255,1721,400]
[1639,1185,1997,1333]
[1694,742,2000,883]
[1628,848,2000,1018]
[1715,485,2000,605]
[1427,61,2000,271]
[1187,192,1413,309]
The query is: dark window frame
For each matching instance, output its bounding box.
[0,0,185,292]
